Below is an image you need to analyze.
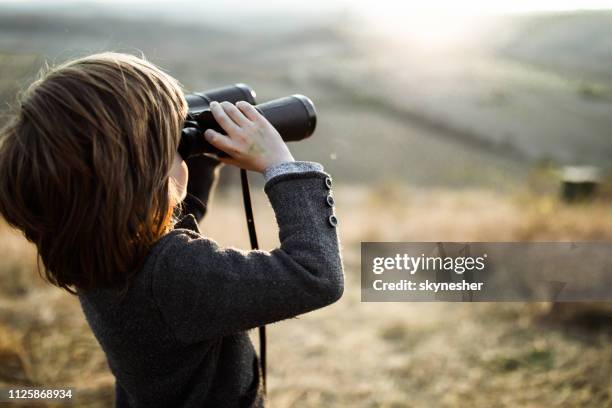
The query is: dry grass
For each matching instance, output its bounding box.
[1,187,611,407]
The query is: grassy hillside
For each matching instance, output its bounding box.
[0,8,611,187]
[498,11,612,83]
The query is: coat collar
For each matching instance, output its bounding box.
[173,214,201,233]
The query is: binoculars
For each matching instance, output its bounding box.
[178,84,317,160]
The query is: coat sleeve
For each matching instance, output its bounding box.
[151,170,344,343]
[181,155,222,222]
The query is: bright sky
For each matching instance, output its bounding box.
[1,0,612,15]
[2,0,610,47]
[357,0,612,15]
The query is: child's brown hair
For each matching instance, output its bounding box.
[0,52,188,293]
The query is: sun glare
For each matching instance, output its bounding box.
[354,0,612,50]
[0,0,610,49]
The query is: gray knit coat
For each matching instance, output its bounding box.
[78,162,344,408]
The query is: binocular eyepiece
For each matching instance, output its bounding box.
[178,84,317,160]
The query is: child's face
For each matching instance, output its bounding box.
[169,152,188,202]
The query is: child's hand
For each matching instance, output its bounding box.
[204,101,295,173]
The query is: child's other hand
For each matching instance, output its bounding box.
[204,101,295,173]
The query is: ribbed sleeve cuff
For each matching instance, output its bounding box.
[263,161,324,183]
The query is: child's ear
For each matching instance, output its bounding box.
[169,152,188,202]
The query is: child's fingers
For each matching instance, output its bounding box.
[210,101,240,135]
[236,101,264,123]
[204,129,239,156]
[220,101,249,127]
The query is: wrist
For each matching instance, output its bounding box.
[259,152,294,174]
[266,157,295,169]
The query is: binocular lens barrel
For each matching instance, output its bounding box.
[254,95,317,142]
[185,83,257,115]
[179,84,317,160]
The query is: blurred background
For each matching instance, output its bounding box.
[1,0,612,406]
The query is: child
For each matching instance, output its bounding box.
[0,53,344,407]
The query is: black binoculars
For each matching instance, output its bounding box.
[178,84,317,160]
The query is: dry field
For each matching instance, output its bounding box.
[1,185,611,407]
